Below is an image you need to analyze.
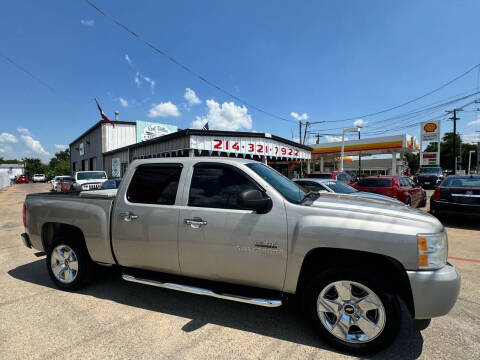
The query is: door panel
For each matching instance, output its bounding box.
[178,163,288,290]
[112,163,183,273]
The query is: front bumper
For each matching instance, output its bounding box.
[407,263,460,319]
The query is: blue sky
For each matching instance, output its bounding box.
[1,0,480,161]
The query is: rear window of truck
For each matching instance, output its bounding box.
[127,164,182,205]
[356,178,393,187]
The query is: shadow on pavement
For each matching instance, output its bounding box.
[441,216,480,231]
[8,259,424,359]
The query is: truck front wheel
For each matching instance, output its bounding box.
[302,267,401,354]
[46,236,94,290]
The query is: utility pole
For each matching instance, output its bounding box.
[299,121,302,145]
[446,109,462,175]
[358,130,361,176]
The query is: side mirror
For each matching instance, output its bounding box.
[238,189,272,214]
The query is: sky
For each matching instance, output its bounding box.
[1,0,480,162]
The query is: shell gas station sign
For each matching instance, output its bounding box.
[420,120,441,166]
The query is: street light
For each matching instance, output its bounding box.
[468,150,476,174]
[340,127,360,171]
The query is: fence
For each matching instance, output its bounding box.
[0,172,10,190]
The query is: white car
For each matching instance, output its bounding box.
[74,171,108,191]
[51,176,71,192]
[32,174,46,183]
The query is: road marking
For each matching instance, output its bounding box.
[449,256,480,264]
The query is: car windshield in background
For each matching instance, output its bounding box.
[101,179,122,189]
[323,181,357,194]
[246,163,306,204]
[306,173,332,179]
[77,172,106,180]
[63,178,74,183]
[420,167,442,174]
[357,178,393,187]
[442,176,480,188]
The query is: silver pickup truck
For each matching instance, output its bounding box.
[21,158,460,354]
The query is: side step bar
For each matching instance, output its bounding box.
[122,274,283,308]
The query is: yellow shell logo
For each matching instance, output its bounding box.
[424,123,437,133]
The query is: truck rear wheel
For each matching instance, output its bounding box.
[302,267,401,354]
[46,236,94,290]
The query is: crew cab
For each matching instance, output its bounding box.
[416,167,444,188]
[21,158,460,354]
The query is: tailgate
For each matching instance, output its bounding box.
[442,187,480,205]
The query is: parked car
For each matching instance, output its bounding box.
[305,171,356,185]
[32,174,46,183]
[100,178,122,189]
[57,177,75,192]
[74,171,108,191]
[22,158,459,354]
[430,175,480,219]
[352,176,426,207]
[415,167,444,188]
[293,178,403,204]
[51,176,71,192]
[16,175,29,184]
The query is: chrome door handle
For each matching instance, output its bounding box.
[120,212,138,222]
[184,218,207,228]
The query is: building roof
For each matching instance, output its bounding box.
[103,128,313,155]
[69,120,136,146]
[0,163,24,168]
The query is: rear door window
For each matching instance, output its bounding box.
[127,164,182,205]
[356,178,393,187]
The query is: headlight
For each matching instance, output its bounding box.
[417,232,448,269]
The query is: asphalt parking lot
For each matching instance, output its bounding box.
[1,184,479,360]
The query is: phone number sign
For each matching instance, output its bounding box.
[190,135,310,160]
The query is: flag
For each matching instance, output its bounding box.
[95,98,115,127]
[202,122,209,130]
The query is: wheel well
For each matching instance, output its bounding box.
[41,223,86,252]
[296,248,415,317]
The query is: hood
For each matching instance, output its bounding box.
[75,178,108,185]
[310,192,443,233]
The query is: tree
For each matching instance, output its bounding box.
[23,158,47,177]
[424,132,477,171]
[0,157,22,164]
[405,152,419,174]
[47,149,71,177]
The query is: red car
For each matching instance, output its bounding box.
[56,177,75,192]
[305,171,356,185]
[352,175,426,207]
[16,175,30,184]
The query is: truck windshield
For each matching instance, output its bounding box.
[246,163,306,204]
[77,172,106,180]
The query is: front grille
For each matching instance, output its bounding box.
[82,183,102,191]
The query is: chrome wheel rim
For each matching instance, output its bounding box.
[50,245,79,283]
[317,280,386,343]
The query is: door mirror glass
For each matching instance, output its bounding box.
[238,189,272,213]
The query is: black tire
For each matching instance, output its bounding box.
[420,194,427,208]
[302,267,401,355]
[46,235,94,290]
[406,197,411,206]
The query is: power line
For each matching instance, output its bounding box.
[0,50,57,94]
[82,0,297,124]
[322,63,480,123]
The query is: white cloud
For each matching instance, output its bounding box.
[119,97,129,107]
[325,135,342,142]
[461,133,480,144]
[353,118,368,127]
[80,19,95,27]
[134,74,141,86]
[0,145,13,154]
[125,54,155,93]
[184,88,201,105]
[21,135,50,156]
[468,118,480,126]
[142,75,155,93]
[291,112,309,121]
[17,127,31,136]
[0,132,17,143]
[147,101,180,118]
[191,99,252,131]
[125,54,131,64]
[54,144,68,150]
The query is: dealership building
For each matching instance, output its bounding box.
[69,120,312,178]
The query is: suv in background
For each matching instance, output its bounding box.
[353,175,426,207]
[32,174,46,183]
[74,171,108,191]
[415,166,444,188]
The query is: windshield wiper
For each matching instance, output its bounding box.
[300,191,321,203]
